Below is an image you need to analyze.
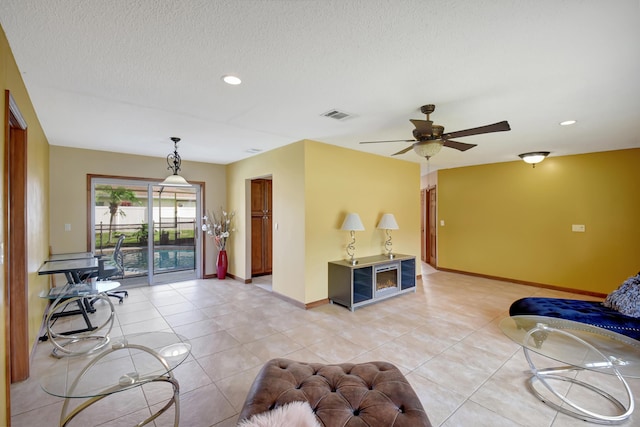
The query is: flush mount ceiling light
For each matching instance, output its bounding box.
[519,151,550,168]
[160,137,192,187]
[222,74,241,85]
[560,120,576,126]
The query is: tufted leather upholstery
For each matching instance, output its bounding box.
[238,359,432,426]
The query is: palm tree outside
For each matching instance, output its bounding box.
[95,185,141,243]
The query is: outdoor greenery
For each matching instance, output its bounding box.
[95,227,196,250]
[95,185,141,243]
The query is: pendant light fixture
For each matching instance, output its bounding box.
[160,137,192,187]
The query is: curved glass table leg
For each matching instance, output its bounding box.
[523,325,634,424]
[59,342,182,427]
[46,293,115,358]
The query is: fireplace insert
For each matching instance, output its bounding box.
[374,262,399,297]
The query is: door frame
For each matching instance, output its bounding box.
[88,175,204,285]
[4,90,29,421]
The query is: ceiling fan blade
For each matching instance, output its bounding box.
[443,139,477,152]
[392,145,415,156]
[409,119,432,133]
[359,139,415,144]
[443,121,511,139]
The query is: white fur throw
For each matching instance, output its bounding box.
[237,401,321,427]
[603,274,640,318]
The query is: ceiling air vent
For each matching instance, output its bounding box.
[321,109,351,121]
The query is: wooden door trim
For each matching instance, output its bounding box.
[4,90,29,424]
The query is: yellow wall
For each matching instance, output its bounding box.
[1,25,50,423]
[304,142,421,303]
[227,139,421,304]
[49,146,227,275]
[438,149,640,294]
[227,141,307,301]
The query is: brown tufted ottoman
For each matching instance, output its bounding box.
[238,358,432,426]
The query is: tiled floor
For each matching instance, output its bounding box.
[10,265,639,426]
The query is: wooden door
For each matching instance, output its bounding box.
[428,187,437,266]
[420,189,426,262]
[251,179,272,276]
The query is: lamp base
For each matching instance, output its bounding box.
[387,253,395,259]
[349,258,358,265]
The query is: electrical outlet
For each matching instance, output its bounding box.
[571,224,585,232]
[64,223,71,231]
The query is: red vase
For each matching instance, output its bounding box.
[216,249,228,279]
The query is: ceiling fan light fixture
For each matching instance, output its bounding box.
[413,141,443,159]
[222,74,242,85]
[519,151,550,167]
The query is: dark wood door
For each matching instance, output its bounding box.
[428,187,437,266]
[420,189,426,262]
[251,179,272,276]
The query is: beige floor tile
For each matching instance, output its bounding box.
[242,332,304,362]
[14,268,623,427]
[152,383,236,427]
[172,317,222,340]
[305,335,369,364]
[406,371,466,427]
[215,365,264,411]
[163,308,209,328]
[188,330,241,359]
[198,346,263,381]
[441,400,524,427]
[226,322,279,344]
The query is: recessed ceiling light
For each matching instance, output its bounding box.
[246,148,262,154]
[222,75,242,85]
[560,120,576,126]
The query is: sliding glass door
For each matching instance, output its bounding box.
[91,177,201,285]
[149,184,199,284]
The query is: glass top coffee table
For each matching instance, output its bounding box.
[500,315,640,424]
[41,331,191,427]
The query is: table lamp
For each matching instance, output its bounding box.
[341,213,365,265]
[377,213,399,258]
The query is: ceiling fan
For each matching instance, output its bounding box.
[360,104,511,159]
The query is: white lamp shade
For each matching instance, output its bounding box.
[377,213,399,230]
[413,141,443,158]
[160,174,192,187]
[341,213,365,231]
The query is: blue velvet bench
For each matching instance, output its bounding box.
[509,297,640,341]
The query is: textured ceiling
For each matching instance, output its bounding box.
[1,0,639,173]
